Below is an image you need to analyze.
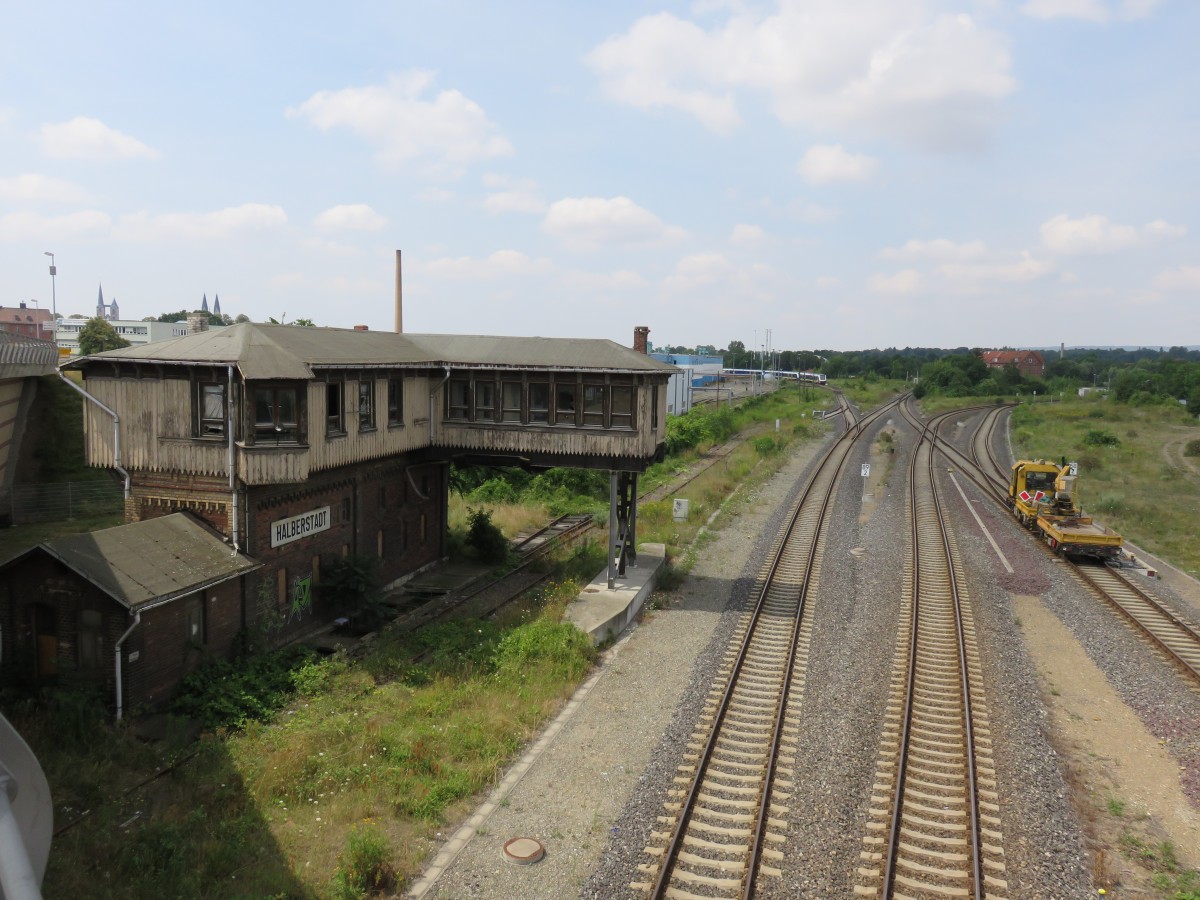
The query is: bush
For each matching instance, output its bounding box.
[493,619,594,682]
[752,436,780,456]
[467,477,519,504]
[172,645,317,729]
[467,507,510,563]
[1185,439,1200,458]
[332,823,396,898]
[1082,429,1121,447]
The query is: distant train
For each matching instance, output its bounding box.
[720,369,827,385]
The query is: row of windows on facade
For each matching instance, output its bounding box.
[446,377,644,430]
[198,374,649,443]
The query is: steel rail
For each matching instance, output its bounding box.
[649,394,900,899]
[880,418,985,900]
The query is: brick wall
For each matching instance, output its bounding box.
[0,553,246,711]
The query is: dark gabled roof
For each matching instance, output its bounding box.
[0,331,58,378]
[64,323,676,380]
[16,514,260,611]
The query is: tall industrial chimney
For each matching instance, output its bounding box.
[395,249,403,334]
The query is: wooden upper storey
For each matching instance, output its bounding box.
[67,324,674,485]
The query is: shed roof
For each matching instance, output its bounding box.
[30,514,259,611]
[0,331,58,379]
[66,323,676,380]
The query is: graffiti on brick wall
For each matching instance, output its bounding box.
[289,575,313,623]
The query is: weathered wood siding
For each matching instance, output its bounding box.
[83,377,229,476]
[306,376,432,474]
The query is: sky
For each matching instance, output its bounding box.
[2,0,1197,352]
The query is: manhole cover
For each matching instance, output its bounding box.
[502,836,545,865]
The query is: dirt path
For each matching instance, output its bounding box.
[1160,427,1200,481]
[1016,594,1200,893]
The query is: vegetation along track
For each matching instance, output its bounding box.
[634,393,894,899]
[855,419,1007,899]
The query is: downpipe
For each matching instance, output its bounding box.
[114,613,141,721]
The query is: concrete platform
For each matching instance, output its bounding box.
[564,543,666,645]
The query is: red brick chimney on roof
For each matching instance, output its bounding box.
[354,325,369,331]
[633,326,650,354]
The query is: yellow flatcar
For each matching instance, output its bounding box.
[1008,459,1123,559]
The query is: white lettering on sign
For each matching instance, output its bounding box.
[1069,461,1079,476]
[271,506,331,548]
[861,463,870,477]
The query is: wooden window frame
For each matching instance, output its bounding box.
[529,381,550,424]
[326,379,345,437]
[582,383,606,427]
[251,383,303,445]
[197,381,226,438]
[387,377,404,428]
[447,378,470,420]
[554,379,578,426]
[501,380,523,423]
[474,378,497,423]
[358,378,376,432]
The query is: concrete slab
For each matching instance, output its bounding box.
[563,543,666,645]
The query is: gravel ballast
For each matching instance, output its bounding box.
[414,404,1198,898]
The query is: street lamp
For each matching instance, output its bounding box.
[43,251,56,319]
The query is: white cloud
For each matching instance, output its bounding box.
[789,199,841,223]
[881,238,987,261]
[586,2,1015,150]
[481,174,544,213]
[798,144,878,184]
[313,204,388,231]
[0,210,111,241]
[663,253,737,293]
[41,117,159,161]
[1020,0,1163,21]
[815,275,841,289]
[868,269,923,294]
[559,269,647,291]
[1020,0,1108,20]
[289,71,512,174]
[730,223,766,245]
[418,187,455,203]
[542,196,686,250]
[938,251,1055,284]
[116,203,287,241]
[1144,219,1187,239]
[0,173,92,204]
[423,249,553,280]
[1040,213,1137,254]
[1152,266,1200,291]
[1040,213,1184,254]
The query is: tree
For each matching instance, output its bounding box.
[234,314,251,324]
[78,317,131,355]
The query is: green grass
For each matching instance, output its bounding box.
[1007,396,1200,574]
[0,510,126,561]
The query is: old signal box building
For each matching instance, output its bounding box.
[7,324,672,709]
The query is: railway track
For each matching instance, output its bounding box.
[907,399,1200,690]
[634,395,894,899]
[855,423,1007,899]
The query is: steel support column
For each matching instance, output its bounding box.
[607,470,638,589]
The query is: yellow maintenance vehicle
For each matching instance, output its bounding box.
[1008,459,1123,559]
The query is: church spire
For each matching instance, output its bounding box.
[201,293,209,313]
[213,294,221,315]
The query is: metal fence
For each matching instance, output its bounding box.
[7,481,124,524]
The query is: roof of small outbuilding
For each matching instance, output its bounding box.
[8,513,261,612]
[65,323,676,380]
[0,331,58,379]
